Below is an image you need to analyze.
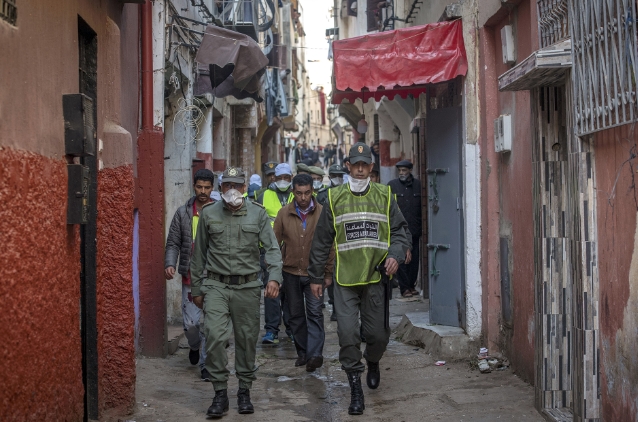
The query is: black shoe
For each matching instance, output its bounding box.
[346,372,365,415]
[201,368,211,382]
[206,389,229,418]
[295,355,307,367]
[189,348,199,365]
[306,356,324,372]
[237,388,254,414]
[366,360,380,389]
[330,311,337,322]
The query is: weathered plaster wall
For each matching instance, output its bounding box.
[0,149,84,421]
[477,0,538,383]
[595,124,638,422]
[0,0,138,417]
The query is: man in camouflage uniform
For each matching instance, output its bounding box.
[191,167,282,418]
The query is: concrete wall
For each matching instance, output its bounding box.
[477,0,537,383]
[0,0,137,418]
[595,124,638,421]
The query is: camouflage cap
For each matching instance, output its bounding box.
[221,167,246,184]
[308,166,325,176]
[328,164,346,175]
[263,161,278,175]
[296,162,311,173]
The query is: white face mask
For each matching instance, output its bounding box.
[313,180,323,190]
[348,177,370,193]
[276,180,291,191]
[330,177,343,186]
[221,189,244,207]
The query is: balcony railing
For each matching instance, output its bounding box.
[538,0,570,47]
[192,0,275,41]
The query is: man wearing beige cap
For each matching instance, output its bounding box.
[191,166,283,418]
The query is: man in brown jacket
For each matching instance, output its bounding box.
[273,173,334,372]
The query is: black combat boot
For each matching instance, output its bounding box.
[346,372,365,415]
[366,360,380,389]
[206,389,229,418]
[237,388,254,414]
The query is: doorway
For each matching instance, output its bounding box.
[532,83,600,419]
[78,16,98,421]
[425,79,466,328]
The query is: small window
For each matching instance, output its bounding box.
[366,0,380,32]
[1,0,17,26]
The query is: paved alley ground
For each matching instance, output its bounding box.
[132,294,543,422]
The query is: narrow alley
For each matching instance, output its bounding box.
[132,297,541,422]
[2,0,638,421]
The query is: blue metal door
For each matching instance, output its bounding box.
[426,84,465,328]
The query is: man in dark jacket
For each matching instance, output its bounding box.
[165,169,215,380]
[388,160,422,297]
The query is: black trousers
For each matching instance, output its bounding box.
[283,272,325,358]
[398,236,420,294]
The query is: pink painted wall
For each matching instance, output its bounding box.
[479,0,538,384]
[595,124,638,421]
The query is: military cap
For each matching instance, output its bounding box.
[296,162,311,173]
[308,166,325,176]
[328,164,346,175]
[263,161,278,175]
[395,159,413,169]
[221,167,246,184]
[349,142,373,164]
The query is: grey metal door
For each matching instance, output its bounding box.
[426,91,465,328]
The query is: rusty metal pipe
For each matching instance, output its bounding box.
[141,0,153,130]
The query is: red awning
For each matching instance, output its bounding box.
[331,20,467,104]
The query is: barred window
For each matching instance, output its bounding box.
[570,0,638,135]
[1,0,17,26]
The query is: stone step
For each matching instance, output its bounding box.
[395,311,477,360]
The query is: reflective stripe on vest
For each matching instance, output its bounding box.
[262,189,294,226]
[329,182,391,286]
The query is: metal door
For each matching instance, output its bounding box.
[426,83,465,328]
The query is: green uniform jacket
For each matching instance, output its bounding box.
[307,182,410,284]
[190,199,283,297]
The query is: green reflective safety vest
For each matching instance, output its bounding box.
[262,189,294,225]
[329,182,391,286]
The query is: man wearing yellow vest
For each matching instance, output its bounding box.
[256,163,294,344]
[308,142,409,416]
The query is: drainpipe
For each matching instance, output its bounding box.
[137,0,167,358]
[141,0,153,129]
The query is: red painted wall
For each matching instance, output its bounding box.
[479,0,537,383]
[0,0,139,418]
[97,165,136,416]
[595,124,638,421]
[0,149,84,421]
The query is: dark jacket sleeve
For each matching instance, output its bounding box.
[164,208,182,269]
[308,203,336,284]
[387,197,410,264]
